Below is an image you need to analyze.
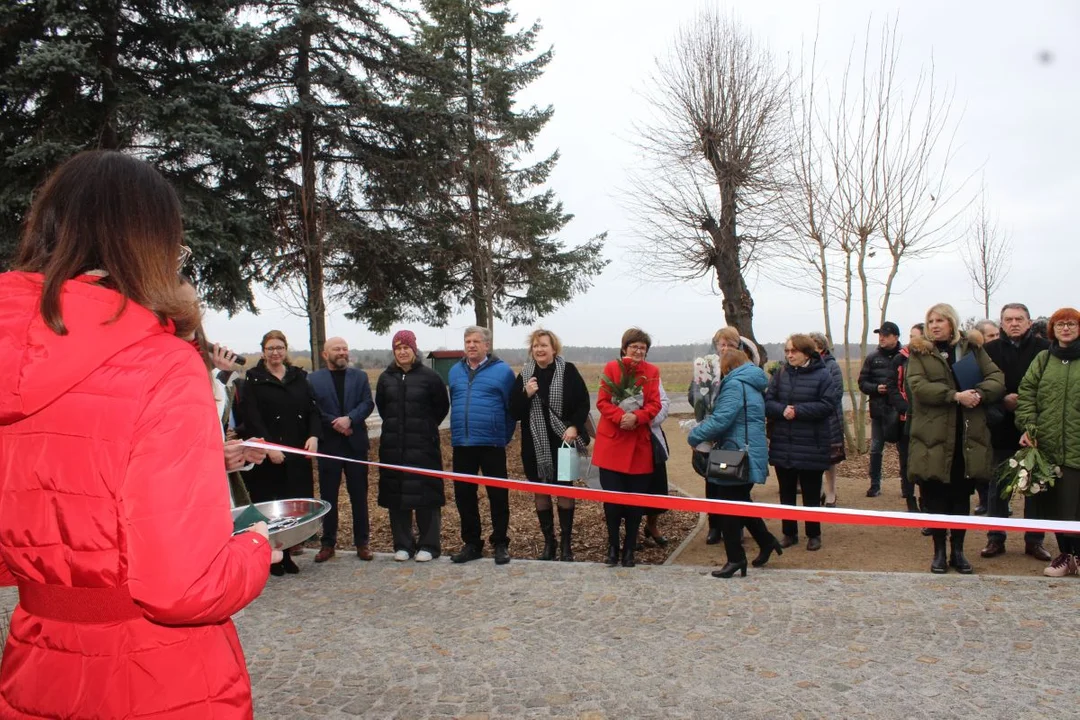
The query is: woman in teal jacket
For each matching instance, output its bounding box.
[688,351,782,578]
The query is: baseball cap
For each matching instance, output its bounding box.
[872,321,898,336]
[874,321,901,337]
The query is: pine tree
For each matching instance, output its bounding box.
[0,0,273,312]
[241,0,467,365]
[411,0,608,338]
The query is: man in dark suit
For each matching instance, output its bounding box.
[308,337,375,562]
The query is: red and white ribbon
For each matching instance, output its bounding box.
[241,440,1080,535]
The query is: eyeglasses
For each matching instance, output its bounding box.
[1054,321,1079,330]
[264,346,287,353]
[626,344,648,354]
[178,245,193,269]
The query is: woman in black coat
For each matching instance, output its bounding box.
[240,330,321,575]
[375,331,451,562]
[765,333,840,552]
[509,329,590,562]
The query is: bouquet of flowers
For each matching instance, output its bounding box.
[679,354,721,452]
[600,357,647,412]
[998,426,1062,498]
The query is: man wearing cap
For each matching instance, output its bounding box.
[308,337,376,562]
[859,321,903,497]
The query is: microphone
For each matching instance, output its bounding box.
[233,355,247,366]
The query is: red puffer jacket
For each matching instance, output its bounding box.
[0,273,270,719]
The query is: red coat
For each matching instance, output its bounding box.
[591,359,663,475]
[0,273,270,719]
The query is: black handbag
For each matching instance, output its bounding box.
[698,387,752,486]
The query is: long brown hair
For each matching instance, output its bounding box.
[14,150,198,336]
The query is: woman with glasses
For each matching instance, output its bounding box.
[592,328,663,567]
[765,334,841,551]
[241,330,322,576]
[0,151,276,718]
[907,303,1004,574]
[1016,308,1080,576]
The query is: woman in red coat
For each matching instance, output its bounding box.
[593,328,663,567]
[0,151,276,718]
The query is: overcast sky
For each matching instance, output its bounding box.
[202,0,1080,355]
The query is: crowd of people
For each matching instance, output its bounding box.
[1,151,1078,717]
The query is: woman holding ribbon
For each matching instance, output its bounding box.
[592,328,663,568]
[510,329,591,561]
[241,330,322,575]
[907,303,1004,574]
[0,151,276,718]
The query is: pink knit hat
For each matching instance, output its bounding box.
[392,330,418,356]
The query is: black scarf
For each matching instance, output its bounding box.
[1050,341,1080,361]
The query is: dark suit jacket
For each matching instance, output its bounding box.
[308,367,375,456]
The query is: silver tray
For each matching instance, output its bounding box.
[231,499,331,550]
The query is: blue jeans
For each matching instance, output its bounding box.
[987,448,1044,546]
[868,415,886,490]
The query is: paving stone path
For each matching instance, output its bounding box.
[236,556,1080,718]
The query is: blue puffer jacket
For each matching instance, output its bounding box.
[688,363,769,484]
[448,355,517,447]
[765,356,839,471]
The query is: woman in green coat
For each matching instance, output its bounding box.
[907,303,1005,574]
[1015,307,1080,577]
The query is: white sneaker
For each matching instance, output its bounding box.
[1043,553,1077,577]
[393,549,410,562]
[415,550,433,563]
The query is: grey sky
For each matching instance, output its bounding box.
[202,0,1079,354]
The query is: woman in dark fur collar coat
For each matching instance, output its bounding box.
[907,303,1005,574]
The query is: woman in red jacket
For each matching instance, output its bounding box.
[0,151,276,719]
[593,328,663,567]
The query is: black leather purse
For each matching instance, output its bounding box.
[701,387,751,487]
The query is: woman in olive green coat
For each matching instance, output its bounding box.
[907,303,1005,574]
[1015,307,1080,577]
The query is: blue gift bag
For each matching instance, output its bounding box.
[556,441,580,484]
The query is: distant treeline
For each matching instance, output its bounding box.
[271,342,878,369]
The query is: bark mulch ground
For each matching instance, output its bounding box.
[305,430,698,565]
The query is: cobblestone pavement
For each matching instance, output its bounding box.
[236,556,1080,719]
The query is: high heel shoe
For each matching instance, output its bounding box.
[282,551,299,574]
[711,560,747,578]
[751,539,784,568]
[643,526,669,547]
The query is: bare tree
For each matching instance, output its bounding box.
[962,183,1011,317]
[782,17,969,452]
[628,10,790,361]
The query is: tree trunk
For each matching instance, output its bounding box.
[841,247,857,452]
[854,231,871,453]
[817,238,833,343]
[703,183,767,364]
[296,4,325,369]
[99,2,120,149]
[462,13,490,338]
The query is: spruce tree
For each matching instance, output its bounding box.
[0,0,273,312]
[411,0,608,337]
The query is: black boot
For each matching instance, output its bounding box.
[606,543,619,567]
[905,496,920,513]
[950,530,973,574]
[557,507,575,562]
[621,538,636,568]
[706,518,722,545]
[282,549,299,574]
[536,508,556,561]
[931,530,948,574]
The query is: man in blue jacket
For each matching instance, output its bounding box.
[308,338,375,562]
[448,326,517,565]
